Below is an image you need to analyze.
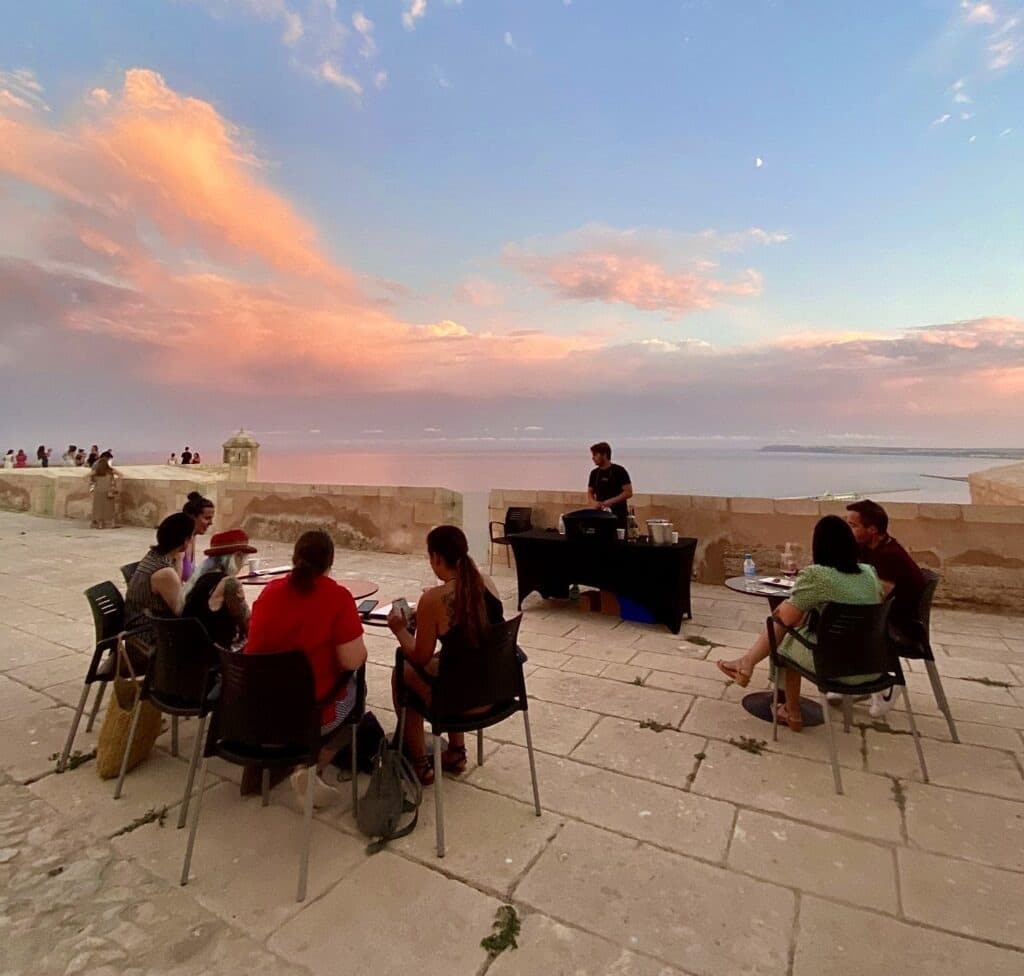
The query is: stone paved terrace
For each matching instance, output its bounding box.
[1,511,1022,976]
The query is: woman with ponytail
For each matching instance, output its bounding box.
[246,530,368,806]
[389,524,504,785]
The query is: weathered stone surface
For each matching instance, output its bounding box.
[516,821,794,976]
[728,810,899,912]
[796,896,1024,976]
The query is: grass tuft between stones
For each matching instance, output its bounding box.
[110,806,168,838]
[49,749,96,773]
[481,904,520,958]
[728,736,767,755]
[639,718,675,733]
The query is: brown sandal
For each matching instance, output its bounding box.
[716,660,752,687]
[410,753,435,786]
[441,745,467,775]
[774,703,803,732]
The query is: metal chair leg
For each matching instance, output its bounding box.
[841,696,854,733]
[171,715,180,757]
[177,713,207,829]
[180,758,210,886]
[820,688,843,795]
[261,767,270,807]
[505,541,511,568]
[488,541,494,576]
[924,660,959,743]
[771,669,780,742]
[901,686,930,783]
[397,707,407,756]
[522,711,542,816]
[113,700,144,799]
[477,729,484,767]
[58,684,91,771]
[297,762,316,902]
[433,732,445,857]
[85,681,107,733]
[351,723,359,815]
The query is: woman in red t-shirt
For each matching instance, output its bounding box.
[246,530,368,806]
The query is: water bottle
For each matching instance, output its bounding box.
[781,542,797,576]
[743,553,757,578]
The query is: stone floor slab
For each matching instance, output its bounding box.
[793,894,1024,976]
[487,914,686,976]
[515,821,794,976]
[691,741,904,842]
[269,851,501,976]
[0,703,97,784]
[904,783,1024,871]
[486,696,600,755]
[899,847,1024,949]
[570,715,707,790]
[0,629,77,669]
[728,809,899,912]
[469,743,735,861]
[5,652,89,690]
[0,673,55,721]
[525,668,693,727]
[115,780,367,940]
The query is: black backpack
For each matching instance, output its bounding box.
[356,737,422,854]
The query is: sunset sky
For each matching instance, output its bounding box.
[1,0,1022,451]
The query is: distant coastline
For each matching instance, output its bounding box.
[761,445,1024,460]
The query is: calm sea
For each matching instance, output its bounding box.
[254,448,982,504]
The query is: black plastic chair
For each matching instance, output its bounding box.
[488,506,533,574]
[113,615,222,829]
[181,650,365,902]
[395,614,541,857]
[768,601,929,794]
[57,582,126,772]
[888,570,958,742]
[120,561,140,587]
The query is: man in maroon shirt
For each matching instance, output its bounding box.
[846,499,927,717]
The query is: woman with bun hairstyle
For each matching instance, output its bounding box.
[389,524,504,785]
[245,529,368,807]
[180,491,215,583]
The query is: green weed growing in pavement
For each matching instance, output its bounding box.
[110,806,168,838]
[728,736,767,756]
[49,749,96,773]
[639,718,675,733]
[481,905,520,958]
[632,676,646,686]
[891,778,907,816]
[685,636,721,649]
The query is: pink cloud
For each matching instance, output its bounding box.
[504,223,783,317]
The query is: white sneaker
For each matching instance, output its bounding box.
[290,767,340,808]
[826,692,870,705]
[869,689,897,720]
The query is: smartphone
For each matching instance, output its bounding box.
[357,599,378,615]
[391,597,412,624]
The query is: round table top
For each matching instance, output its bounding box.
[724,575,795,600]
[239,572,379,601]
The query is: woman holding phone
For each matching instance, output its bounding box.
[389,525,504,785]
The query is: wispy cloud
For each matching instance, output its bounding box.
[0,68,49,113]
[504,224,787,317]
[959,1,1023,70]
[352,12,376,59]
[403,0,427,31]
[962,1,998,25]
[931,112,953,125]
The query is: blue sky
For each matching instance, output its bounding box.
[0,1,1022,449]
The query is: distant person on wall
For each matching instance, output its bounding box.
[62,445,76,465]
[180,491,215,583]
[74,448,86,466]
[36,445,50,468]
[167,453,177,465]
[587,441,633,527]
[14,449,28,468]
[89,454,121,529]
[180,446,193,465]
[3,450,13,469]
[86,445,99,468]
[191,451,201,464]
[845,499,927,719]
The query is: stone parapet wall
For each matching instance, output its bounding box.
[969,462,1024,506]
[0,469,462,555]
[489,489,1024,612]
[217,482,461,553]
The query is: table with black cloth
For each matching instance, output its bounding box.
[508,529,698,634]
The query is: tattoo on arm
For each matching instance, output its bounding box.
[223,578,250,632]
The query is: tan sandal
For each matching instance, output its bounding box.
[774,703,803,732]
[716,660,752,687]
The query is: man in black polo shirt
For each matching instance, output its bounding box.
[846,499,927,718]
[587,442,633,526]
